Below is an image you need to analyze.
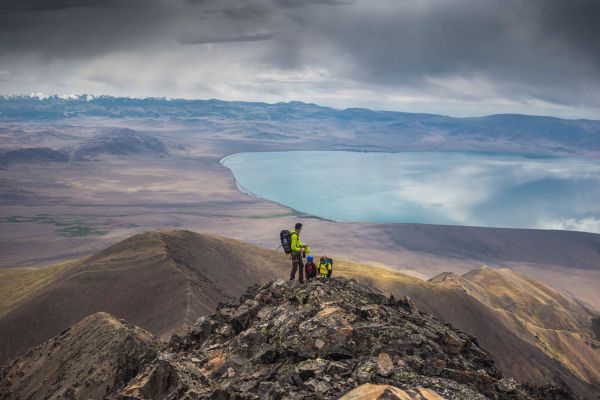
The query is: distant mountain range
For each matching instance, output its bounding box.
[2,94,599,157]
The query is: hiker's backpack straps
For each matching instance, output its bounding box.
[280,230,292,254]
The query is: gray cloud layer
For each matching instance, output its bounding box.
[179,31,274,45]
[1,0,599,117]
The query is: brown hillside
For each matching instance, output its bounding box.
[0,260,79,318]
[0,230,289,364]
[0,312,158,400]
[456,267,600,386]
[334,260,600,398]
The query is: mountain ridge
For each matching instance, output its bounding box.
[2,94,598,122]
[0,312,159,400]
[0,279,576,400]
[0,229,598,398]
[0,230,289,364]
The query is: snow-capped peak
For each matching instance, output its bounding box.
[29,92,51,100]
[58,94,79,100]
[1,93,177,102]
[57,94,96,101]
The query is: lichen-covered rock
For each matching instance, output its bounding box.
[496,377,519,393]
[377,353,394,377]
[440,332,466,354]
[118,278,575,400]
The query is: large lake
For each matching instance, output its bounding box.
[222,151,600,233]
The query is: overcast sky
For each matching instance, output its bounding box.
[1,0,599,118]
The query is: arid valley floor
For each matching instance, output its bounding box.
[2,101,600,310]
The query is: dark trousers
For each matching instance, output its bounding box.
[290,253,304,283]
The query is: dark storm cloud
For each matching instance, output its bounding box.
[350,4,590,81]
[0,0,599,115]
[0,0,122,11]
[533,0,600,70]
[272,0,352,8]
[179,31,274,45]
[0,0,170,58]
[265,0,600,107]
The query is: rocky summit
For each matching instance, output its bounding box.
[118,278,572,400]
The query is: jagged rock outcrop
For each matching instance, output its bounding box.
[119,278,574,399]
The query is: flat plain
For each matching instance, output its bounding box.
[1,97,600,311]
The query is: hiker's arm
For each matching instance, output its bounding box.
[298,237,306,249]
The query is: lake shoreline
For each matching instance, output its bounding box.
[222,150,600,233]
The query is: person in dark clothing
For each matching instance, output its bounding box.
[289,223,308,283]
[305,255,317,280]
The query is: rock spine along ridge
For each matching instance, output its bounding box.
[119,278,573,399]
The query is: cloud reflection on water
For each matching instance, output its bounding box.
[223,151,600,233]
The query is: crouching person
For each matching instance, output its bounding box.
[305,255,317,280]
[318,256,333,279]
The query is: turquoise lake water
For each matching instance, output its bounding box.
[222,151,600,233]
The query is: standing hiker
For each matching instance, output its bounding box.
[289,223,309,283]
